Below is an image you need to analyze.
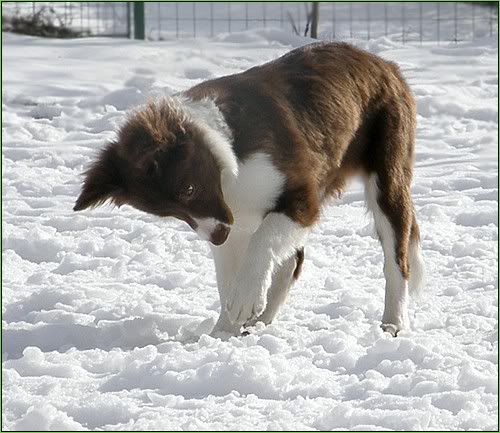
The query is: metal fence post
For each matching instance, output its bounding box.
[134,1,145,40]
[310,2,319,38]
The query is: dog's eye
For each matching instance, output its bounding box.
[178,184,196,201]
[185,184,195,197]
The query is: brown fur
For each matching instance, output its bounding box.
[185,41,418,278]
[293,248,305,280]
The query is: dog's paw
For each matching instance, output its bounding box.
[209,317,242,339]
[209,329,238,340]
[380,323,401,337]
[226,287,267,325]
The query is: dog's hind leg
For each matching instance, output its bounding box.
[365,173,422,336]
[362,90,424,336]
[210,230,251,337]
[248,247,304,326]
[365,174,411,336]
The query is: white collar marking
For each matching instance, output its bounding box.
[177,96,238,181]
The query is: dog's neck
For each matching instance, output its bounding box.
[177,96,239,181]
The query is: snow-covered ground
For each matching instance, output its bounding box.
[2,28,498,431]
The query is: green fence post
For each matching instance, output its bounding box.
[126,2,132,38]
[134,2,145,40]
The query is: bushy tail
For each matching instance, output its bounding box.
[408,221,425,298]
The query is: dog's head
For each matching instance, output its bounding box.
[74,99,233,245]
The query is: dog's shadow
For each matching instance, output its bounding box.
[2,314,216,360]
[2,283,220,360]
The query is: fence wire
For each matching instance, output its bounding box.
[146,2,498,44]
[2,1,130,37]
[2,2,498,44]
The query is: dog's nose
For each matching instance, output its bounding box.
[210,223,230,246]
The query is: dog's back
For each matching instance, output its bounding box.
[185,41,416,218]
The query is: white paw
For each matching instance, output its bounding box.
[381,310,409,337]
[209,329,239,340]
[381,323,400,337]
[226,286,267,325]
[210,316,242,338]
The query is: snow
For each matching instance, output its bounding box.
[2,27,498,431]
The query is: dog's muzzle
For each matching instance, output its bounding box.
[210,223,230,246]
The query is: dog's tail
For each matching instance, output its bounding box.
[408,218,425,298]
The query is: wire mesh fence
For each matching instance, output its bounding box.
[144,2,498,44]
[322,1,498,44]
[2,1,130,37]
[2,2,498,44]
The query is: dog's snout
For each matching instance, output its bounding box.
[210,223,230,246]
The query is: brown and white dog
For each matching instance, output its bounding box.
[74,42,424,337]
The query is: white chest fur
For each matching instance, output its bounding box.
[222,153,285,233]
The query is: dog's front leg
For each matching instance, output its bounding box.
[226,213,308,325]
[210,230,251,336]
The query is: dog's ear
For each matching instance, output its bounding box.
[74,144,123,211]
